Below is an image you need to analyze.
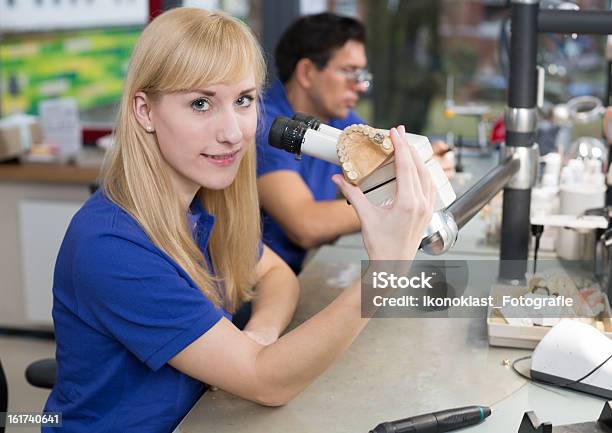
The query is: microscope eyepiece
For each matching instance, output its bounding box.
[269,117,308,155]
[292,113,321,130]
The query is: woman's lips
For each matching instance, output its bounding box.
[200,150,240,167]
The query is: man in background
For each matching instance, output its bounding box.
[257,12,453,274]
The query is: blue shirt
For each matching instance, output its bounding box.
[257,80,364,272]
[43,191,230,433]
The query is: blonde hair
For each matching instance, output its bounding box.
[102,8,266,312]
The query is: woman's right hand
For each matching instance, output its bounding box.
[332,125,436,262]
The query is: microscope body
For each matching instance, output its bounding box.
[269,114,533,255]
[276,118,456,211]
[268,115,460,255]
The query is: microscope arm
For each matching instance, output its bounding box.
[420,157,520,255]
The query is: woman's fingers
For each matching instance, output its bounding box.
[404,130,433,204]
[393,125,433,208]
[392,126,435,227]
[401,126,436,204]
[389,126,418,202]
[431,139,450,156]
[427,169,437,213]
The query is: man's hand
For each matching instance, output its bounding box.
[431,140,455,179]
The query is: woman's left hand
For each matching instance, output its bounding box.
[431,140,455,179]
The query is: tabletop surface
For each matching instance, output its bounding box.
[180,245,605,433]
[179,155,605,433]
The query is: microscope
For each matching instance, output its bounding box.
[268,113,523,255]
[268,114,455,210]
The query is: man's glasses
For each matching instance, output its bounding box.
[334,68,373,89]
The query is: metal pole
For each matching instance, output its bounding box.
[499,0,540,281]
[538,10,612,35]
[448,157,520,230]
[499,3,612,279]
[606,0,612,206]
[420,157,521,256]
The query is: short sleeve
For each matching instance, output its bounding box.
[73,232,224,371]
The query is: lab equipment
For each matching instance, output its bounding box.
[268,114,526,255]
[531,320,612,398]
[268,116,455,210]
[518,400,612,433]
[556,154,606,261]
[500,1,612,281]
[369,405,491,433]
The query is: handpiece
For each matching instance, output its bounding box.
[370,405,491,433]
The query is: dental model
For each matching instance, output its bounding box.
[337,124,394,185]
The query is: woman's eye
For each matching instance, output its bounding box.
[191,98,210,112]
[236,95,254,108]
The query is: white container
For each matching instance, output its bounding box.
[531,186,560,251]
[556,183,605,260]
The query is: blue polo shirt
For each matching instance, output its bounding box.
[43,190,231,433]
[257,80,364,273]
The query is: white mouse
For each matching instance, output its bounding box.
[531,320,612,398]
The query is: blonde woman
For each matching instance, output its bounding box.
[43,7,435,433]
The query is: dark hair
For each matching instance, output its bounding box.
[275,12,366,83]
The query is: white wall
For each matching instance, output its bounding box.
[0,0,148,32]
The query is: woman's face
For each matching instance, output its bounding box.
[145,77,258,200]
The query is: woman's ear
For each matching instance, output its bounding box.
[294,58,317,90]
[134,92,155,133]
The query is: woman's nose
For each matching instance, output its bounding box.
[216,110,243,145]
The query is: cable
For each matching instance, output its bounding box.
[511,356,534,381]
[531,224,544,274]
[571,352,612,385]
[512,353,612,388]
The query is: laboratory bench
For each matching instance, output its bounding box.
[179,243,604,433]
[179,154,602,432]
